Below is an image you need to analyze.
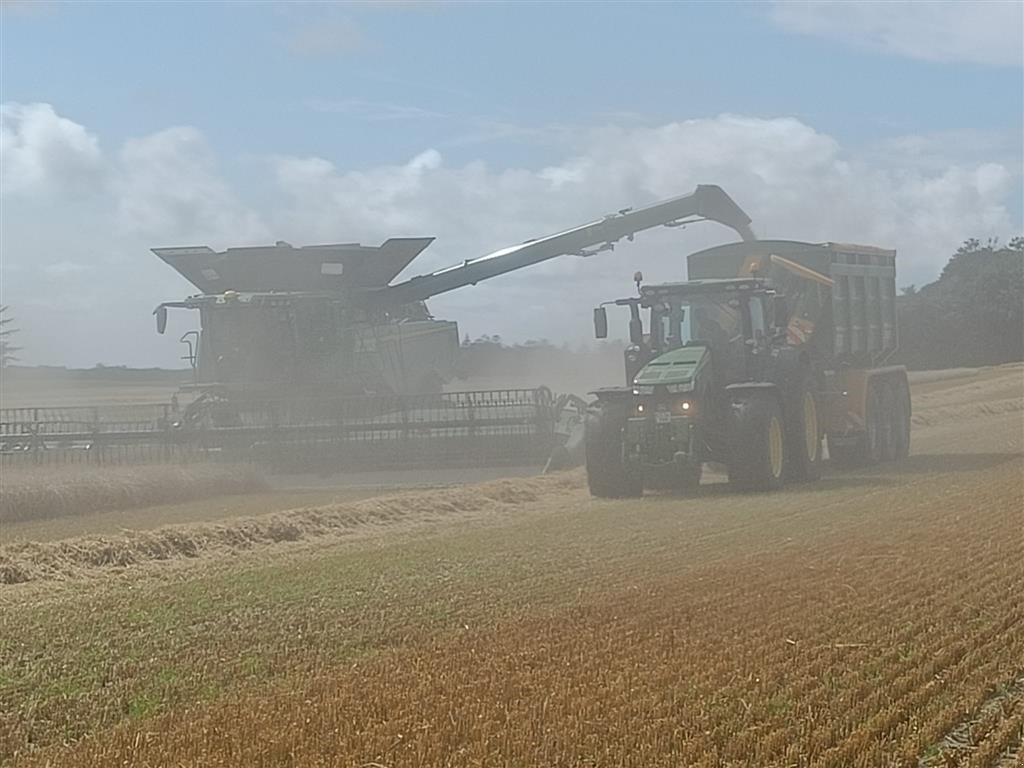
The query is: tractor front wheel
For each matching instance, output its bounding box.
[584,400,642,498]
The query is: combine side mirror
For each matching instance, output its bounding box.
[593,307,608,339]
[773,295,789,328]
[155,305,168,335]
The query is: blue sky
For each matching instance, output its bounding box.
[2,1,1022,366]
[6,2,1021,165]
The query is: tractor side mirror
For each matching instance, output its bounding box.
[629,317,643,345]
[773,295,789,328]
[155,305,168,335]
[593,307,608,339]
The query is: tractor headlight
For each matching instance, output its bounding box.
[672,398,695,416]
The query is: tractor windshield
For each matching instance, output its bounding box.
[649,294,742,352]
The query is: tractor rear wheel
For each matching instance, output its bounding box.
[584,400,642,498]
[784,386,823,482]
[728,392,786,491]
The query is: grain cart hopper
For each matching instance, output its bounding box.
[148,185,755,469]
[586,240,910,495]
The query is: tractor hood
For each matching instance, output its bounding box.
[633,345,709,390]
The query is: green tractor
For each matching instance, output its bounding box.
[585,240,910,496]
[587,277,820,495]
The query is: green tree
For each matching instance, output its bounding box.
[897,237,1023,368]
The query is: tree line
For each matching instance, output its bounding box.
[895,237,1023,369]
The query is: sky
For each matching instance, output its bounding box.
[1,0,1022,368]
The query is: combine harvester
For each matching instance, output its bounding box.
[2,186,756,469]
[586,239,910,494]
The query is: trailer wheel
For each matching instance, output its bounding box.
[837,383,884,467]
[584,401,642,498]
[890,378,912,461]
[864,385,888,462]
[872,379,910,462]
[878,385,898,461]
[784,386,823,482]
[728,392,786,491]
[829,378,903,468]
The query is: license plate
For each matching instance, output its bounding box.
[655,410,672,424]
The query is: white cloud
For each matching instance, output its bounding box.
[1,105,267,366]
[1,102,104,197]
[772,1,1024,67]
[115,127,267,244]
[0,104,1019,368]
[268,114,1019,351]
[271,114,1017,286]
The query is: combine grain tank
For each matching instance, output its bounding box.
[153,238,457,397]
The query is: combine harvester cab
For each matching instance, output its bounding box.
[586,239,910,496]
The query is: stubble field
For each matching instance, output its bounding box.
[1,365,1021,766]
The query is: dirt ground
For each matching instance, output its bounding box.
[1,364,1021,766]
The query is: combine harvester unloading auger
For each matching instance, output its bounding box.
[1,186,755,470]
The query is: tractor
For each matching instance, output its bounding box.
[585,240,911,496]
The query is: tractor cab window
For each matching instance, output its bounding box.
[649,294,743,352]
[691,297,741,349]
[653,301,687,350]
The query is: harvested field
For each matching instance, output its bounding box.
[28,463,1022,767]
[1,366,1021,766]
[0,464,268,526]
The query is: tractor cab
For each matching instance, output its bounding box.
[594,277,789,389]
